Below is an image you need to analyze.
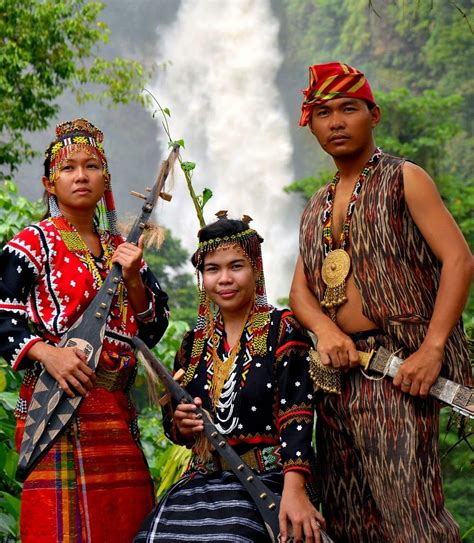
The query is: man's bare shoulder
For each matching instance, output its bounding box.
[402,160,434,181]
[402,161,440,202]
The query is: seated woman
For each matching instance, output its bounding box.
[135,214,325,542]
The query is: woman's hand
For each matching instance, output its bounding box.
[28,342,96,398]
[279,471,326,543]
[112,235,144,287]
[173,397,204,442]
[112,235,151,314]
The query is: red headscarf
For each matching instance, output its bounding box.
[299,62,376,127]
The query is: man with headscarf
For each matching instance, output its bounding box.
[290,62,472,542]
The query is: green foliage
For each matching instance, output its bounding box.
[180,161,196,172]
[375,89,464,178]
[0,177,44,542]
[154,444,191,498]
[0,362,23,542]
[0,181,43,242]
[136,321,193,500]
[0,0,150,179]
[284,170,333,200]
[144,230,198,328]
[147,92,213,229]
[282,1,473,102]
[439,409,474,540]
[135,320,192,496]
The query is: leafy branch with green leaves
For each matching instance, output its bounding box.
[144,89,213,229]
[0,0,151,181]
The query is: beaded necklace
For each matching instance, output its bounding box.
[50,216,128,329]
[320,147,382,320]
[50,216,114,287]
[209,310,249,410]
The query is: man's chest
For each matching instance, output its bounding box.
[331,186,356,244]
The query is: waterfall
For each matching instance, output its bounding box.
[151,0,299,303]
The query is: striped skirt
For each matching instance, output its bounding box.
[134,470,283,542]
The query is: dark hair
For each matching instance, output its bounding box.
[44,152,51,179]
[198,218,249,243]
[191,218,262,269]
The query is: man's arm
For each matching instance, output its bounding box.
[289,256,359,368]
[393,162,473,397]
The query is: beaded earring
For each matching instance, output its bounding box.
[48,194,61,218]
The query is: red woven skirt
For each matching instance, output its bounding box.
[17,388,154,543]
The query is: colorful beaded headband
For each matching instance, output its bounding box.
[44,118,119,235]
[186,212,271,379]
[45,118,110,185]
[197,228,261,250]
[192,212,264,272]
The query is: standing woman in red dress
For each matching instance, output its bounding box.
[0,118,169,542]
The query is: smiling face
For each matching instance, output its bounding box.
[202,245,257,318]
[309,97,381,159]
[42,150,106,214]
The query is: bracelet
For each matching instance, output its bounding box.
[136,300,154,320]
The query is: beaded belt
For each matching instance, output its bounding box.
[189,444,282,475]
[309,329,385,393]
[95,366,134,392]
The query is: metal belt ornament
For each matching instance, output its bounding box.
[15,146,179,482]
[309,347,474,419]
[133,338,335,543]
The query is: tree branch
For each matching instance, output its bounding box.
[450,0,473,33]
[367,0,473,33]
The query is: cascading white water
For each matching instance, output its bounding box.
[151,0,300,303]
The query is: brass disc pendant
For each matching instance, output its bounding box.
[321,249,351,319]
[321,249,350,287]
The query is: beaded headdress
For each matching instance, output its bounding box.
[299,62,376,127]
[44,118,120,235]
[191,211,267,307]
[184,212,271,384]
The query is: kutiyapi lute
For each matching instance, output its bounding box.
[16,145,179,482]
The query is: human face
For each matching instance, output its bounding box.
[42,150,106,214]
[202,245,256,318]
[309,97,381,159]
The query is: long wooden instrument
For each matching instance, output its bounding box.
[133,337,334,543]
[16,145,179,482]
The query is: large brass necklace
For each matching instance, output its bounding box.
[312,151,381,393]
[320,163,373,321]
[321,248,351,320]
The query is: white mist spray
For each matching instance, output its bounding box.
[152,0,300,303]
